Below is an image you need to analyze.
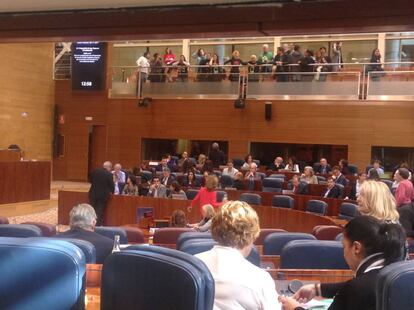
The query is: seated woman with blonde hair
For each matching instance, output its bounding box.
[189,204,215,232]
[196,200,280,310]
[300,166,318,184]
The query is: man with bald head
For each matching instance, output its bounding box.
[89,161,114,225]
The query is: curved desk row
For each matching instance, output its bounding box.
[58,191,339,233]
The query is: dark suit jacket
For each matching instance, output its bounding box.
[161,175,176,187]
[208,149,226,168]
[268,163,286,171]
[89,168,114,202]
[335,174,349,186]
[317,164,332,174]
[323,185,341,198]
[56,228,114,264]
[292,182,309,195]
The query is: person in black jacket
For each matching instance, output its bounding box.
[57,204,114,264]
[322,177,342,199]
[280,216,406,310]
[208,142,226,168]
[89,161,114,226]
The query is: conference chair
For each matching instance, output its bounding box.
[101,246,215,310]
[44,237,96,264]
[0,237,85,310]
[213,170,222,178]
[186,189,199,200]
[95,226,128,244]
[0,224,42,237]
[239,193,262,205]
[312,163,321,173]
[219,174,233,189]
[195,174,204,184]
[262,178,283,193]
[257,172,266,180]
[335,233,344,241]
[271,195,295,209]
[263,232,316,255]
[22,221,56,237]
[335,183,345,199]
[0,216,9,224]
[268,174,286,181]
[253,159,261,167]
[381,179,394,191]
[348,164,358,175]
[338,202,358,220]
[232,158,244,169]
[376,260,414,310]
[306,200,328,216]
[280,240,348,269]
[153,227,193,245]
[316,175,326,183]
[254,228,287,245]
[176,231,213,250]
[141,170,153,182]
[179,238,261,267]
[312,225,343,241]
[122,226,145,243]
[216,190,227,202]
[188,157,197,166]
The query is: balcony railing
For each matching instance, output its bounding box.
[108,62,414,101]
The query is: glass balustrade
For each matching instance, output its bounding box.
[367,71,414,100]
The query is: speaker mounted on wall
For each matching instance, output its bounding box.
[265,101,272,120]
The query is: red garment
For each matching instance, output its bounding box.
[163,53,176,65]
[191,187,220,214]
[395,179,414,207]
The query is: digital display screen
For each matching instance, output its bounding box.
[71,42,106,90]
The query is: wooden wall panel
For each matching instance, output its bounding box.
[0,43,54,161]
[54,80,414,181]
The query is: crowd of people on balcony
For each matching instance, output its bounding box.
[134,42,384,83]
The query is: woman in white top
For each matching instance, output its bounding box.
[284,157,300,173]
[241,154,254,170]
[196,200,280,310]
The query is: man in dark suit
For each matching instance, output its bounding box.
[160,167,176,187]
[322,177,341,198]
[89,161,114,226]
[56,204,114,264]
[332,166,349,186]
[316,158,331,174]
[208,142,226,168]
[291,175,309,195]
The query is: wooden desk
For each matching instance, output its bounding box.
[0,149,21,162]
[58,191,338,233]
[267,269,354,283]
[0,161,51,204]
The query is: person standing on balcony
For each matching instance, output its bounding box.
[366,48,383,81]
[331,41,343,72]
[258,43,273,74]
[136,51,151,83]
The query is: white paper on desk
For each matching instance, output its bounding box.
[302,299,327,309]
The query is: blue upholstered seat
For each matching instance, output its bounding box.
[0,237,86,310]
[377,260,414,310]
[239,193,262,205]
[219,175,233,189]
[306,200,328,215]
[262,178,283,193]
[338,202,358,220]
[271,195,295,209]
[101,245,215,310]
[280,240,348,269]
[46,237,96,263]
[176,231,213,250]
[95,226,128,244]
[186,189,200,200]
[263,232,316,255]
[216,190,227,202]
[268,174,286,181]
[0,224,42,237]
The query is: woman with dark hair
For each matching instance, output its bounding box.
[299,49,316,81]
[122,174,139,196]
[168,181,187,200]
[241,154,254,170]
[209,53,225,81]
[201,159,214,174]
[192,48,206,66]
[172,55,190,82]
[280,216,406,310]
[182,170,200,188]
[285,156,300,173]
[366,48,383,81]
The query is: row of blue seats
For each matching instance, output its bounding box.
[0,235,412,309]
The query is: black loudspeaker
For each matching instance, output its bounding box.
[265,101,272,120]
[234,98,245,109]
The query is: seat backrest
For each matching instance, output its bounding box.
[216,190,227,202]
[381,179,393,191]
[377,261,414,310]
[122,226,145,243]
[306,200,328,215]
[312,225,343,241]
[239,193,262,205]
[0,237,86,310]
[141,170,153,182]
[348,164,358,175]
[43,237,96,263]
[271,195,295,209]
[268,174,286,181]
[179,239,261,267]
[335,233,344,241]
[22,222,56,237]
[339,202,358,220]
[176,232,213,250]
[101,246,214,310]
[0,216,9,224]
[316,175,326,182]
[153,227,193,245]
[232,158,244,169]
[336,184,345,199]
[0,224,42,237]
[280,240,348,269]
[253,159,260,167]
[186,189,200,200]
[95,226,128,244]
[263,232,316,255]
[262,178,283,193]
[254,228,287,245]
[219,175,233,188]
